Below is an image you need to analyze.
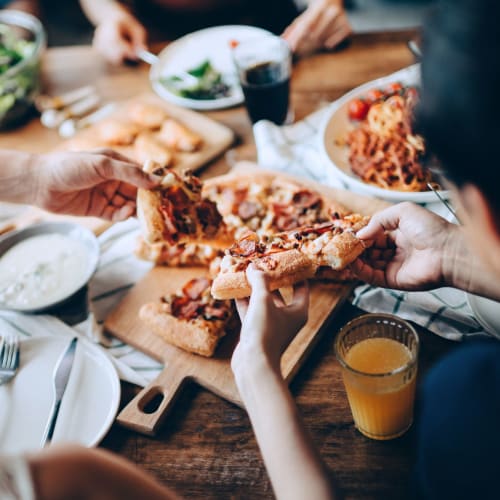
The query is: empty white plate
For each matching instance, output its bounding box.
[0,336,120,453]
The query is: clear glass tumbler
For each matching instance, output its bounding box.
[232,35,291,125]
[335,314,419,440]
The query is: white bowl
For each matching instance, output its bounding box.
[319,64,450,203]
[0,222,99,313]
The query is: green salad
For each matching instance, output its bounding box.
[0,24,38,125]
[161,60,231,100]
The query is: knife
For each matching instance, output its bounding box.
[41,337,78,447]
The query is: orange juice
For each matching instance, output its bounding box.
[342,337,417,440]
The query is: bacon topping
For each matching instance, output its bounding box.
[196,199,223,236]
[182,277,210,300]
[229,233,262,257]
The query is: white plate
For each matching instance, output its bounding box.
[0,336,120,453]
[319,64,450,203]
[467,293,500,339]
[150,25,273,110]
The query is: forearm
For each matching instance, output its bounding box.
[442,226,500,300]
[235,356,336,500]
[80,0,129,26]
[6,0,39,15]
[0,150,39,205]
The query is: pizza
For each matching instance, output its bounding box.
[203,173,350,239]
[139,277,236,357]
[137,161,230,246]
[211,214,369,300]
[135,237,223,268]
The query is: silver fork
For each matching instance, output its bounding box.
[0,333,20,385]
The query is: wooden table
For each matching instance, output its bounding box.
[1,31,458,499]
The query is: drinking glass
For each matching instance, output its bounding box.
[232,35,291,125]
[335,314,419,440]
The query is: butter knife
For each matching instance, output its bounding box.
[41,337,78,447]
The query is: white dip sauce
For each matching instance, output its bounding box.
[0,234,91,309]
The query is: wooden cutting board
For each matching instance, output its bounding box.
[105,165,389,436]
[57,93,234,174]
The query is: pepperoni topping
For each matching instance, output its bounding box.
[182,277,210,300]
[238,201,259,221]
[292,190,321,209]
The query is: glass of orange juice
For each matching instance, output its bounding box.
[335,314,419,440]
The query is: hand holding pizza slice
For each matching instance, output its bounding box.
[211,214,370,300]
[137,160,231,246]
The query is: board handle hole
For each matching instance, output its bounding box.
[139,387,165,414]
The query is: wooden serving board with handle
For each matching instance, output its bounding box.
[104,165,390,436]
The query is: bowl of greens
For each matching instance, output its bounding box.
[0,10,45,129]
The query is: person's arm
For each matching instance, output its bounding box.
[282,0,351,55]
[0,149,159,221]
[29,445,178,500]
[352,202,500,301]
[80,0,146,64]
[232,267,336,500]
[5,0,39,16]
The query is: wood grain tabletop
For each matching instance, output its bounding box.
[2,29,458,499]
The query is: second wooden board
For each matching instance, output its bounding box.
[58,93,234,173]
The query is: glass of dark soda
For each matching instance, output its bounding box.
[232,35,291,125]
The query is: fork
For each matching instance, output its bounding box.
[0,333,20,385]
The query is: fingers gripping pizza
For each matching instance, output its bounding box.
[137,161,230,246]
[211,214,370,300]
[139,277,236,357]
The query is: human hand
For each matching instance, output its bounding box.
[33,149,158,221]
[351,202,458,291]
[282,0,351,55]
[232,266,309,375]
[93,11,147,65]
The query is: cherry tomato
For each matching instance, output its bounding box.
[386,82,403,93]
[366,89,385,103]
[347,99,370,121]
[406,87,419,101]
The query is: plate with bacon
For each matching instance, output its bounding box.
[320,64,449,203]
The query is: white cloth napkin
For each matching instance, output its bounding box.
[0,217,163,387]
[253,97,489,341]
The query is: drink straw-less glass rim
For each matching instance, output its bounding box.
[335,313,420,378]
[231,35,291,73]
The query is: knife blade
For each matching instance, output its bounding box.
[41,337,78,447]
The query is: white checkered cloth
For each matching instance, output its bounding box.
[253,97,489,341]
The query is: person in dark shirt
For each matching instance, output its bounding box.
[79,0,351,64]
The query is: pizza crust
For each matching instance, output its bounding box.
[137,188,166,244]
[139,303,226,357]
[211,249,317,300]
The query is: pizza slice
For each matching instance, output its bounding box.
[137,161,231,246]
[139,277,236,357]
[211,215,369,300]
[135,237,223,269]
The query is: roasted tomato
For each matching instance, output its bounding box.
[386,82,403,93]
[366,89,385,103]
[347,99,370,121]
